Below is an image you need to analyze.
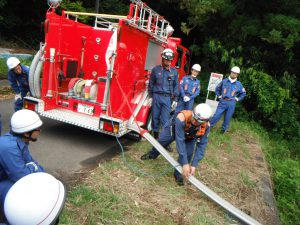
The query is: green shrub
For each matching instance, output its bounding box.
[271,159,300,225]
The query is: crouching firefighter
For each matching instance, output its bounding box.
[0,109,44,222]
[141,103,212,185]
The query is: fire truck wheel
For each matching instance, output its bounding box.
[125,109,152,142]
[144,110,152,132]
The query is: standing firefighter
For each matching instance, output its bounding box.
[148,48,179,140]
[7,57,30,111]
[141,103,212,185]
[210,66,246,133]
[176,64,201,112]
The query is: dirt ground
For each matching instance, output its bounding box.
[0,87,14,101]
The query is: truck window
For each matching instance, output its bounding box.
[176,47,183,68]
[184,52,190,74]
[145,40,164,70]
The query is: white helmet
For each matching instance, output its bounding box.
[7,57,20,70]
[11,109,43,133]
[231,66,240,74]
[192,64,201,72]
[161,48,174,60]
[193,103,212,123]
[48,0,62,6]
[165,25,174,37]
[4,173,66,225]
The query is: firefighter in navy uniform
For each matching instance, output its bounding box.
[141,103,212,185]
[0,109,44,220]
[148,48,179,143]
[210,66,246,133]
[7,57,30,111]
[176,64,201,112]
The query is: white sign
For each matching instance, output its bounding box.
[78,103,94,116]
[207,73,223,92]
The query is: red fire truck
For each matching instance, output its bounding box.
[25,0,190,138]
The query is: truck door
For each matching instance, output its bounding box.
[175,47,190,78]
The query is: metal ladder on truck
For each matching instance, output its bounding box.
[126,0,174,43]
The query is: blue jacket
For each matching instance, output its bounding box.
[8,65,30,95]
[174,118,210,167]
[180,75,200,99]
[0,133,44,182]
[148,65,179,100]
[216,78,246,101]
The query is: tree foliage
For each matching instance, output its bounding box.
[178,1,300,224]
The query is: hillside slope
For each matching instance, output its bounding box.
[61,120,280,224]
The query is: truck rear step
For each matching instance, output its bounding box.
[40,109,100,131]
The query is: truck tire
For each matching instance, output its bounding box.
[126,109,152,141]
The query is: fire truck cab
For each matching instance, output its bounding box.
[25,0,190,138]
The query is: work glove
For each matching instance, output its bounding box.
[171,101,177,111]
[183,96,190,102]
[235,97,239,102]
[14,93,22,101]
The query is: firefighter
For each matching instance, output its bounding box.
[7,57,30,111]
[210,66,246,133]
[141,103,212,186]
[148,48,179,143]
[176,64,201,112]
[0,109,44,219]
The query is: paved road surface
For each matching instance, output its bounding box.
[0,99,129,182]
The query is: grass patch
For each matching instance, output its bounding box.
[0,58,33,79]
[239,171,257,188]
[0,86,12,95]
[0,59,7,79]
[60,120,285,224]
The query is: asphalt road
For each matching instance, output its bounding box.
[0,98,129,183]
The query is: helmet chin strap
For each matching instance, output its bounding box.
[228,76,237,83]
[28,131,38,142]
[28,136,38,142]
[19,131,37,142]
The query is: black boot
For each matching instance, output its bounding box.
[173,170,184,186]
[166,145,173,152]
[141,152,156,160]
[153,131,159,139]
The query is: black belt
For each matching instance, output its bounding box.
[154,92,171,97]
[222,98,234,101]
